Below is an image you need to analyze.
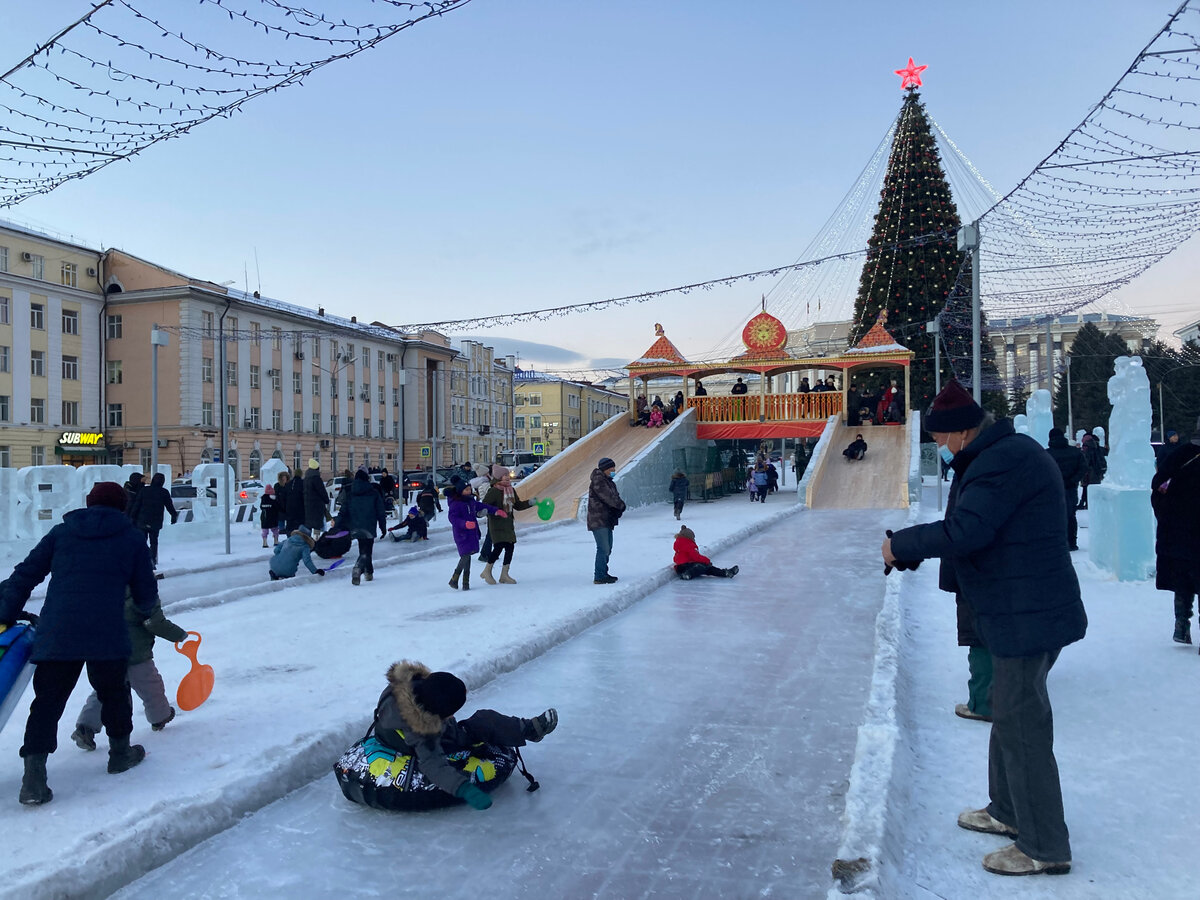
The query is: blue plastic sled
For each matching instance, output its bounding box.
[0,619,36,733]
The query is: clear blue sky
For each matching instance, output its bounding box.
[2,0,1195,371]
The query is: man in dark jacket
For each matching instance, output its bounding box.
[284,468,306,535]
[416,480,442,522]
[128,472,177,568]
[1046,428,1088,551]
[302,459,330,534]
[123,471,145,518]
[1151,417,1200,646]
[587,457,626,584]
[334,469,387,586]
[0,482,158,805]
[379,469,397,504]
[884,381,1086,877]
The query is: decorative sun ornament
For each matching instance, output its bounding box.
[894,57,928,90]
[742,312,787,355]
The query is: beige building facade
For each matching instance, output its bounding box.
[512,371,625,456]
[448,340,515,467]
[0,221,106,469]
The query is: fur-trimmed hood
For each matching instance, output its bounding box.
[384,660,446,736]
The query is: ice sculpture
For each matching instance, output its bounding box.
[0,468,20,541]
[1088,356,1155,580]
[190,463,236,524]
[1075,429,1087,447]
[1093,425,1107,449]
[1026,389,1053,448]
[260,457,288,486]
[17,466,80,539]
[1013,414,1030,435]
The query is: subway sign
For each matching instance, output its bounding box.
[59,432,105,447]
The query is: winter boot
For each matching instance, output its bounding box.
[351,566,362,586]
[71,725,97,751]
[724,566,739,578]
[365,571,373,582]
[151,708,176,732]
[19,754,52,805]
[462,570,470,591]
[675,510,681,520]
[1174,618,1192,644]
[107,735,146,774]
[262,537,269,548]
[499,565,517,584]
[480,563,497,585]
[524,708,558,742]
[449,572,460,590]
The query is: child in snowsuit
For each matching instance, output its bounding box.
[259,484,281,547]
[752,465,769,502]
[71,591,188,749]
[669,470,689,520]
[647,406,665,428]
[843,434,868,461]
[268,528,326,580]
[447,483,503,590]
[373,661,557,809]
[388,506,428,542]
[672,526,738,580]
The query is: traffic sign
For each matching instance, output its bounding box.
[419,446,431,458]
[532,442,545,455]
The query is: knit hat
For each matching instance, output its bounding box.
[264,485,274,495]
[597,457,616,472]
[676,525,695,541]
[86,481,127,511]
[308,458,320,470]
[412,672,466,718]
[923,380,985,433]
[354,468,369,482]
[1049,427,1064,440]
[1166,430,1177,439]
[491,465,511,482]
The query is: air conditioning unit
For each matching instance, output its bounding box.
[122,441,136,449]
[86,266,97,277]
[320,439,331,448]
[243,419,253,428]
[386,353,396,362]
[21,251,33,262]
[360,391,370,401]
[294,352,305,360]
[156,439,169,448]
[267,368,279,376]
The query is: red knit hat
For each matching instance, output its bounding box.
[86,481,128,511]
[924,380,985,433]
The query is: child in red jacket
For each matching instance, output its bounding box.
[672,526,738,580]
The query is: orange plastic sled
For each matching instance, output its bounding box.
[174,631,215,711]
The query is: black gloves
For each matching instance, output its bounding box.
[315,569,326,577]
[884,529,923,576]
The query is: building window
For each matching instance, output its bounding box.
[293,411,302,432]
[568,394,580,409]
[0,346,8,373]
[272,327,282,351]
[378,350,385,371]
[61,262,78,288]
[31,446,45,466]
[347,380,354,399]
[528,393,541,406]
[378,385,385,404]
[249,364,260,389]
[312,374,320,396]
[226,361,237,385]
[516,437,526,450]
[62,356,78,380]
[330,413,337,434]
[201,358,212,383]
[0,246,7,273]
[530,415,541,429]
[202,402,213,427]
[393,387,399,406]
[226,317,237,340]
[0,294,7,323]
[249,449,262,478]
[31,350,45,377]
[226,405,237,429]
[330,376,338,397]
[293,450,301,471]
[362,420,369,438]
[271,370,281,393]
[313,338,321,361]
[30,303,44,330]
[362,348,370,368]
[514,395,524,406]
[107,314,122,339]
[392,421,399,440]
[140,449,152,470]
[202,311,214,337]
[514,415,525,430]
[61,309,78,334]
[312,412,321,433]
[107,403,123,427]
[250,322,261,344]
[248,407,261,429]
[0,447,8,467]
[347,416,355,436]
[29,254,44,280]
[293,371,302,394]
[0,395,8,421]
[105,360,123,385]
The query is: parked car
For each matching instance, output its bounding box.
[236,479,264,505]
[169,484,218,511]
[511,463,541,481]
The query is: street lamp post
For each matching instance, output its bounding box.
[150,324,169,476]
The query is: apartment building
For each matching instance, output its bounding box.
[0,221,105,469]
[512,370,625,456]
[101,249,457,478]
[448,340,515,467]
[988,312,1158,389]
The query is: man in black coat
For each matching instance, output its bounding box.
[884,380,1086,877]
[302,459,330,534]
[1151,417,1200,646]
[1046,428,1088,551]
[284,468,306,534]
[127,472,177,569]
[0,482,158,805]
[334,469,387,586]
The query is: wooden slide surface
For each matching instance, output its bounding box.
[807,421,910,510]
[512,417,669,523]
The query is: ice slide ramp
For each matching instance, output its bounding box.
[513,413,677,524]
[806,420,911,510]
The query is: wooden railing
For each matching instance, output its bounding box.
[685,392,842,423]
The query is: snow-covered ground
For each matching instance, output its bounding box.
[2,476,1195,899]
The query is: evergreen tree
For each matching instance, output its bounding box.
[849,88,1000,414]
[1140,340,1200,440]
[1008,370,1031,417]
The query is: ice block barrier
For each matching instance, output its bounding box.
[1088,484,1154,581]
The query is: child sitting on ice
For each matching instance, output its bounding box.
[268,527,327,580]
[447,483,504,590]
[388,506,429,542]
[71,591,188,749]
[373,661,557,810]
[647,406,665,428]
[672,525,739,580]
[843,434,868,461]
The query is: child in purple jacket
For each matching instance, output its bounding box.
[447,483,505,590]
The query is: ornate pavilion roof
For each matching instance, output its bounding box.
[844,310,910,355]
[628,323,689,367]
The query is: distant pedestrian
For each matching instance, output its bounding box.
[480,466,536,585]
[416,480,442,523]
[669,470,689,520]
[302,459,331,534]
[284,468,306,535]
[0,482,158,806]
[731,378,748,395]
[127,472,177,569]
[388,506,429,542]
[333,468,387,586]
[766,461,778,493]
[753,464,769,502]
[693,380,707,396]
[1046,428,1087,551]
[123,472,145,517]
[1156,430,1181,469]
[259,485,281,547]
[273,471,293,533]
[447,483,503,591]
[587,457,625,584]
[1151,416,1200,647]
[672,526,738,580]
[1078,433,1107,509]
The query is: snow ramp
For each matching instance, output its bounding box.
[806,420,911,509]
[513,413,674,523]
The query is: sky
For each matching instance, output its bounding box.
[1,0,1196,373]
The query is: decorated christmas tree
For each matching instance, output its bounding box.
[849,62,1004,415]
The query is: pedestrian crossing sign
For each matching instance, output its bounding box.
[420,446,431,458]
[532,442,545,455]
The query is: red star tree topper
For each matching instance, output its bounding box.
[894,57,928,90]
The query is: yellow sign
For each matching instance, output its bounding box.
[58,432,104,446]
[420,446,431,458]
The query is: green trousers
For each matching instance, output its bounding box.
[967,646,994,717]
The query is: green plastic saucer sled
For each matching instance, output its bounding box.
[537,497,555,521]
